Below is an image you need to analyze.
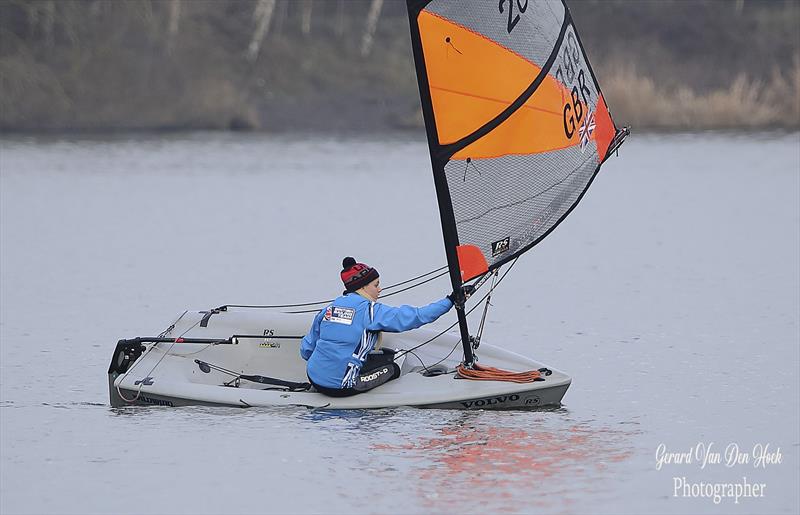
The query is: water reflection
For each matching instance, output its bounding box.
[300,407,399,424]
[372,410,638,513]
[3,133,796,514]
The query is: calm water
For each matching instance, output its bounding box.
[1,132,798,515]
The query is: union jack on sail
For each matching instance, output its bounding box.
[579,110,596,152]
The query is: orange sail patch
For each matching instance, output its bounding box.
[418,10,576,159]
[456,244,489,282]
[593,94,616,161]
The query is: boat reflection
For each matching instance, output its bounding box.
[372,410,637,512]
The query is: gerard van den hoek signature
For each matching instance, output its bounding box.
[656,443,782,471]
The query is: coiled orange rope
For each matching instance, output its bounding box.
[456,363,541,383]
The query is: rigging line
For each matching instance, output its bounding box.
[473,270,499,353]
[284,269,450,314]
[164,340,227,357]
[223,300,332,310]
[382,265,448,290]
[157,310,188,338]
[115,316,205,404]
[377,269,449,298]
[394,258,519,360]
[405,338,461,374]
[112,310,195,403]
[218,265,448,311]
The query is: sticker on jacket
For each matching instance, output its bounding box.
[324,306,355,325]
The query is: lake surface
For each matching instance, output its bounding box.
[1,131,798,515]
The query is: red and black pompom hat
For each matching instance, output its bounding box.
[341,257,379,292]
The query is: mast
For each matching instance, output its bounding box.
[432,158,475,367]
[407,0,474,366]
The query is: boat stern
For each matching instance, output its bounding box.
[107,339,145,407]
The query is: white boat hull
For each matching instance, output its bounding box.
[109,309,571,410]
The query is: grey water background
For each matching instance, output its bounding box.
[1,132,798,515]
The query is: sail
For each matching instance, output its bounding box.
[407,0,627,284]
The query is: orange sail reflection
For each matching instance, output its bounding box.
[373,415,635,512]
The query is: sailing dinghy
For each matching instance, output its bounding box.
[109,0,628,410]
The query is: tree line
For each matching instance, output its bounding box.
[1,0,797,131]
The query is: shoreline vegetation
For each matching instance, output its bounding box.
[605,59,800,131]
[1,0,798,134]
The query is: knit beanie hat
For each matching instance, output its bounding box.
[341,257,379,292]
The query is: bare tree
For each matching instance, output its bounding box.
[89,0,104,18]
[42,0,55,48]
[334,0,346,38]
[300,0,313,37]
[273,0,287,36]
[360,0,383,57]
[165,0,181,55]
[246,0,276,62]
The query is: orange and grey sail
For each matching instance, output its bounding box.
[407,0,628,364]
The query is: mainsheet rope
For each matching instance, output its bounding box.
[455,363,541,383]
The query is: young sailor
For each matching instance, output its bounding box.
[300,257,455,397]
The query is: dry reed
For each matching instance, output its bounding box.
[601,55,800,130]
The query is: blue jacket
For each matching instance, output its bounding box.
[300,293,453,389]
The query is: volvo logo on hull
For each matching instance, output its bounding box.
[461,394,520,408]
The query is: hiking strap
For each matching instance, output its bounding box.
[239,374,312,392]
[194,359,312,391]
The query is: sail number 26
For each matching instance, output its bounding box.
[499,0,528,34]
[555,32,592,139]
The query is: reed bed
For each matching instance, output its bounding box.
[602,56,800,130]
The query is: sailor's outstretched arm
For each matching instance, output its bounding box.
[367,298,453,333]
